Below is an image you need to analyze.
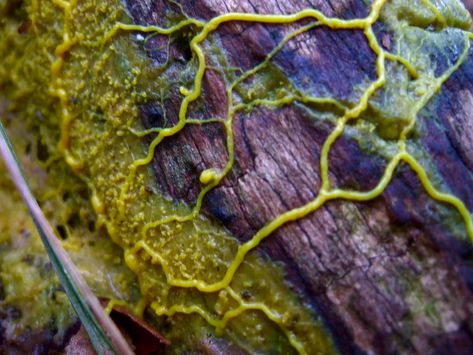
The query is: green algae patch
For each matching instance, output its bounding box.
[1,0,473,353]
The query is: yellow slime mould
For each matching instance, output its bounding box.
[7,0,471,352]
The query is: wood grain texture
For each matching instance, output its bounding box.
[125,0,473,353]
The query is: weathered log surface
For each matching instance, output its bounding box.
[126,0,473,353]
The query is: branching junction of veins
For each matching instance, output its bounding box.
[49,0,473,353]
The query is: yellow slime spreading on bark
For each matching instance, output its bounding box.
[38,0,473,353]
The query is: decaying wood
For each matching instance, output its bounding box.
[125,0,473,353]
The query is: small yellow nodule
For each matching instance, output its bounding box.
[179,86,190,96]
[91,192,105,214]
[64,154,84,172]
[200,168,218,184]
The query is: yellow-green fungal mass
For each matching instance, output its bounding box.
[1,0,473,353]
[0,111,141,348]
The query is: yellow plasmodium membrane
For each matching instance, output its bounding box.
[1,0,473,352]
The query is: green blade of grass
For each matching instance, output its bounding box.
[0,120,134,355]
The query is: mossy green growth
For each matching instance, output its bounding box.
[1,0,473,353]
